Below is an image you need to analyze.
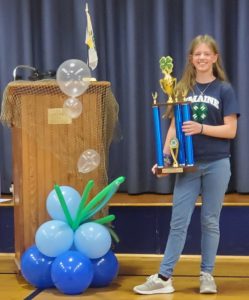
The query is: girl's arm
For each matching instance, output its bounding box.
[182,114,237,139]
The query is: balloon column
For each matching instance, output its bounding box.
[56,59,91,119]
[21,176,125,295]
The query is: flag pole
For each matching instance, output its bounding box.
[85,1,98,77]
[85,2,89,68]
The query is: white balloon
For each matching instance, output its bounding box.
[77,149,100,173]
[56,59,91,97]
[63,97,83,119]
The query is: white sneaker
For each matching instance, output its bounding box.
[200,271,217,294]
[133,274,175,295]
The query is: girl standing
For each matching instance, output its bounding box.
[134,34,240,295]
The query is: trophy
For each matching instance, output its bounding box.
[152,56,196,175]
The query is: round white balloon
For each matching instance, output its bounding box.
[77,149,100,173]
[63,97,83,119]
[56,59,91,97]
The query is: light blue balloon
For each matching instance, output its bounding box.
[35,220,74,257]
[46,186,81,222]
[74,222,112,259]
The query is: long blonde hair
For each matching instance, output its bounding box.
[176,35,228,94]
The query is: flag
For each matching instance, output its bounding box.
[85,2,98,70]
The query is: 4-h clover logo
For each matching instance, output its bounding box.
[192,103,208,122]
[159,56,174,74]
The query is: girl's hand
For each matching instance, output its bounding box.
[151,163,158,174]
[182,121,202,136]
[151,164,169,177]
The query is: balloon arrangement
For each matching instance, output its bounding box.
[56,59,101,176]
[56,59,91,119]
[21,176,125,295]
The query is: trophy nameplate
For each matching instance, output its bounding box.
[155,166,196,175]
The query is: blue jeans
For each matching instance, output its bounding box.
[159,158,231,277]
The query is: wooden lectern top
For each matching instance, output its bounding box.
[1,80,112,127]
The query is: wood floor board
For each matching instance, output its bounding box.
[0,274,35,300]
[0,253,18,273]
[2,254,249,277]
[2,193,249,207]
[116,254,249,277]
[110,193,249,206]
[0,274,248,300]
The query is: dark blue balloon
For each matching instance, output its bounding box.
[90,250,119,287]
[20,245,54,288]
[51,250,93,295]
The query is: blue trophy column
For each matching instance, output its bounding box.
[173,104,186,166]
[152,105,164,167]
[182,103,194,166]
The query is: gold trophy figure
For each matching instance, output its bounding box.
[159,56,176,104]
[152,92,158,105]
[159,137,183,174]
[169,138,179,168]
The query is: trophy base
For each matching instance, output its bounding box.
[156,166,197,175]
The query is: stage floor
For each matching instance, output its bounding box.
[1,274,249,300]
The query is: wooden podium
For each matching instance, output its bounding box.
[1,80,118,263]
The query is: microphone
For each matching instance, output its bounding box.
[12,65,39,81]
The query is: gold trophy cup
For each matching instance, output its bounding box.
[159,56,176,104]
